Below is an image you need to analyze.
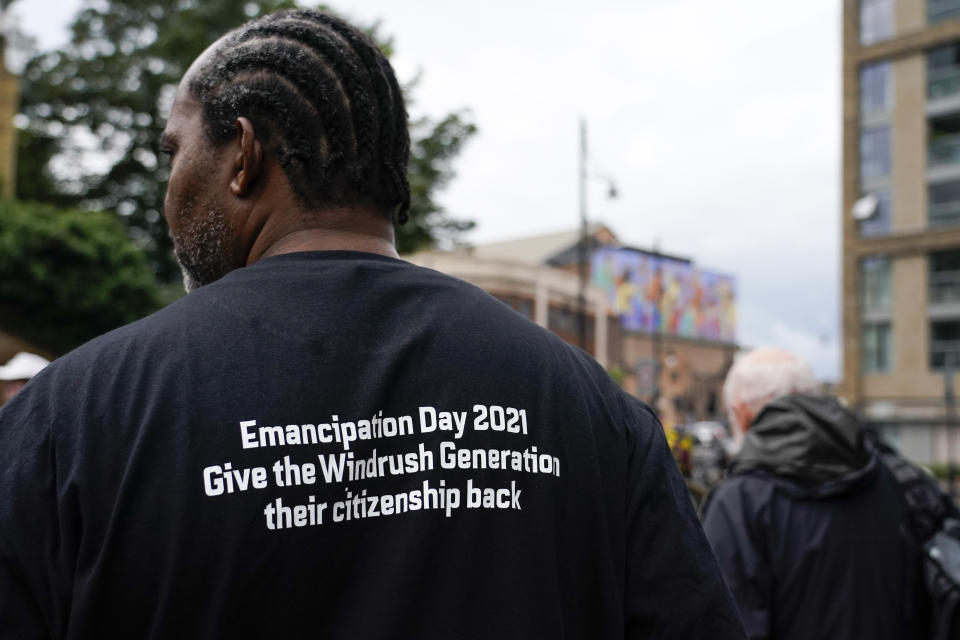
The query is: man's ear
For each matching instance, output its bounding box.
[230,117,263,197]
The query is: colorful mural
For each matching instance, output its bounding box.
[591,248,736,343]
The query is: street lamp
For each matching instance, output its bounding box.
[577,118,618,352]
[650,240,664,411]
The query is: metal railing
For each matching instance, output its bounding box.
[929,66,960,100]
[930,339,960,369]
[930,200,960,226]
[929,0,960,24]
[930,134,960,166]
[931,270,960,304]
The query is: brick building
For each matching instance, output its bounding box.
[410,225,737,427]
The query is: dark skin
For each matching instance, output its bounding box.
[160,45,398,289]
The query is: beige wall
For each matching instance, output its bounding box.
[894,255,927,375]
[841,0,863,401]
[894,0,926,38]
[892,55,926,232]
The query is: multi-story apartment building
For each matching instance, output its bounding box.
[843,0,960,462]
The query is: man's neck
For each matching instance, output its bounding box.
[244,205,400,265]
[253,227,399,263]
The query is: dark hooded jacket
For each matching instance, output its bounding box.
[702,394,925,640]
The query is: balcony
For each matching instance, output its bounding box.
[931,270,960,304]
[931,338,960,369]
[930,200,960,226]
[929,66,960,101]
[930,134,960,167]
[928,117,960,182]
[929,0,960,24]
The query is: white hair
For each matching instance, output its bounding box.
[723,347,818,417]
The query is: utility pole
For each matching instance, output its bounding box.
[576,119,617,355]
[577,119,589,352]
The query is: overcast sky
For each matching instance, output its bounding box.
[16,0,842,380]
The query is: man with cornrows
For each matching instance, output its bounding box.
[0,10,744,638]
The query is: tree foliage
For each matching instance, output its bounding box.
[0,200,160,355]
[402,112,477,252]
[18,0,297,281]
[18,0,476,280]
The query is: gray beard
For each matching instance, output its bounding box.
[172,206,231,294]
[178,261,201,294]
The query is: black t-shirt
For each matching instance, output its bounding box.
[0,252,743,639]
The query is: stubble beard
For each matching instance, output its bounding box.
[172,201,233,294]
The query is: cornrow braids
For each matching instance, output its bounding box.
[306,12,411,222]
[235,21,378,175]
[187,9,411,223]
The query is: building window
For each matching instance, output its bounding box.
[494,295,534,320]
[859,189,892,236]
[861,257,892,313]
[930,250,960,305]
[548,306,577,332]
[860,126,891,181]
[929,180,960,226]
[931,320,960,369]
[860,62,891,117]
[862,322,892,373]
[861,0,893,45]
[928,44,960,101]
[929,0,960,25]
[929,114,960,167]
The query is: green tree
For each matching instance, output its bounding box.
[0,200,160,355]
[402,112,477,252]
[18,0,476,280]
[15,128,70,206]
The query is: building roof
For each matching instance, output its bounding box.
[444,223,690,267]
[450,223,617,266]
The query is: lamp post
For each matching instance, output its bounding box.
[577,119,617,353]
[578,120,588,351]
[650,241,663,412]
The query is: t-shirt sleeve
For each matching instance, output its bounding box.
[622,399,745,640]
[0,391,67,639]
[701,480,771,640]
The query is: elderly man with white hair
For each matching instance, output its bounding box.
[702,347,925,640]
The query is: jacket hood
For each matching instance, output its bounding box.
[730,393,876,497]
